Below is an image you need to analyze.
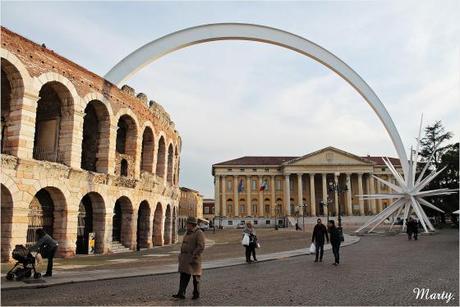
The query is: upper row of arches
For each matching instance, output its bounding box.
[1,50,181,185]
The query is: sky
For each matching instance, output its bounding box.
[2,0,459,197]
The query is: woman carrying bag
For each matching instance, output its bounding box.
[242,222,258,263]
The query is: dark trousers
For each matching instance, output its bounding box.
[178,272,200,296]
[332,243,340,264]
[407,232,418,240]
[245,245,256,261]
[45,246,58,275]
[314,242,324,261]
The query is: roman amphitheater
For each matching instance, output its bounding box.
[1,27,182,261]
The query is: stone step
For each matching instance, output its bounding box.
[111,241,132,253]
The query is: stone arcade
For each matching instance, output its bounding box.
[1,27,181,260]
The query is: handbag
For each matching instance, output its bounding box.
[241,234,250,246]
[309,243,316,254]
[256,242,261,248]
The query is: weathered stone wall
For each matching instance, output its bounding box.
[0,27,181,261]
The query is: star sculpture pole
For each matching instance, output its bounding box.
[356,117,459,234]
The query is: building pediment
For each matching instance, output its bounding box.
[283,146,372,166]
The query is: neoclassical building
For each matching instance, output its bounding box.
[212,147,403,227]
[1,27,182,260]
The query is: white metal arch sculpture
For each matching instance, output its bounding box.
[105,23,457,232]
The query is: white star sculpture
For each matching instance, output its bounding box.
[356,118,459,234]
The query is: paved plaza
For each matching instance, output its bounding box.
[1,229,458,306]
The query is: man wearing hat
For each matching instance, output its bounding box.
[172,216,205,300]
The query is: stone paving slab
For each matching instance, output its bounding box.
[1,235,359,290]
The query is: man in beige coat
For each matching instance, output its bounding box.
[172,216,205,300]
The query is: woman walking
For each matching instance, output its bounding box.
[242,222,258,263]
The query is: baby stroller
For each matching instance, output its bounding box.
[6,245,41,281]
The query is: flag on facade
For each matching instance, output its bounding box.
[259,180,268,191]
[238,179,244,193]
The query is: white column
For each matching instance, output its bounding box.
[214,175,220,217]
[369,173,377,214]
[346,173,353,216]
[309,173,316,216]
[358,173,365,216]
[284,174,291,216]
[365,174,370,215]
[222,177,227,216]
[322,173,328,216]
[246,176,252,216]
[233,176,239,217]
[376,176,383,212]
[270,176,276,217]
[334,173,339,216]
[258,176,264,217]
[297,173,303,215]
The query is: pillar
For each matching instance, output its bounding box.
[369,173,377,214]
[365,174,370,215]
[246,176,252,216]
[376,176,382,212]
[322,173,328,215]
[284,174,291,215]
[214,175,220,217]
[297,173,303,215]
[222,176,227,216]
[309,173,316,216]
[258,176,264,217]
[334,173,339,216]
[271,176,276,217]
[346,173,353,216]
[358,173,365,216]
[233,176,239,217]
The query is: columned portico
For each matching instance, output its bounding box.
[322,173,328,215]
[258,176,263,217]
[309,173,316,216]
[270,176,276,216]
[369,174,377,214]
[221,176,227,216]
[246,176,251,216]
[233,176,239,217]
[297,173,303,215]
[214,175,220,217]
[346,173,353,216]
[358,173,364,215]
[284,174,291,215]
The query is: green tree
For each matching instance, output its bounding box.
[420,120,453,169]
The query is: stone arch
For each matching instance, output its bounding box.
[1,184,14,261]
[164,204,172,244]
[33,81,75,166]
[81,99,111,172]
[113,196,134,249]
[137,200,151,249]
[166,143,174,184]
[152,202,163,246]
[76,192,106,254]
[1,57,24,155]
[172,206,177,243]
[104,23,409,176]
[115,112,138,177]
[28,186,68,256]
[156,136,166,177]
[140,126,155,173]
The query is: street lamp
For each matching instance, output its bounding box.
[320,200,329,223]
[297,203,308,231]
[327,180,347,242]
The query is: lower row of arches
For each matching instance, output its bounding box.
[1,184,177,261]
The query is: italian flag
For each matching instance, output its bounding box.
[259,181,268,191]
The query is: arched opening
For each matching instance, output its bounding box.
[33,82,74,165]
[120,159,128,177]
[81,100,110,172]
[239,198,246,217]
[227,199,233,217]
[172,206,177,243]
[115,115,137,177]
[112,196,134,249]
[1,58,24,155]
[140,127,154,173]
[137,201,151,249]
[167,144,174,184]
[174,146,179,185]
[156,137,166,177]
[1,184,14,261]
[251,198,258,216]
[276,198,283,217]
[264,198,271,217]
[27,187,67,255]
[153,203,163,246]
[164,205,172,244]
[76,192,106,254]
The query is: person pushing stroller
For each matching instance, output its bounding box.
[29,229,59,277]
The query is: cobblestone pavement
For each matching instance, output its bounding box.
[2,229,458,306]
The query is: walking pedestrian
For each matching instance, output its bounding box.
[172,217,205,300]
[28,229,58,277]
[328,220,341,266]
[406,217,419,240]
[312,218,329,262]
[242,222,258,263]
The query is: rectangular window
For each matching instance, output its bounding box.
[252,180,257,191]
[204,207,209,214]
[265,205,270,213]
[211,207,215,214]
[228,204,232,212]
[254,220,258,225]
[266,220,271,225]
[252,204,257,214]
[228,220,233,225]
[290,180,294,190]
[227,181,232,191]
[276,180,281,191]
[240,205,245,213]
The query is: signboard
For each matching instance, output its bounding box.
[88,232,96,255]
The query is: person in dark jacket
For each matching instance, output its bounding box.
[311,218,329,262]
[173,217,205,300]
[242,222,258,263]
[328,220,341,266]
[406,217,419,240]
[29,229,58,277]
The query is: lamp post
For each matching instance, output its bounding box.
[327,180,347,241]
[297,203,308,231]
[320,200,329,223]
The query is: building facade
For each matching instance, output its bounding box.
[212,147,403,227]
[203,198,215,221]
[178,187,203,229]
[1,27,182,260]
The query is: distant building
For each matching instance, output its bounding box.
[203,198,215,221]
[212,146,403,228]
[179,187,203,229]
